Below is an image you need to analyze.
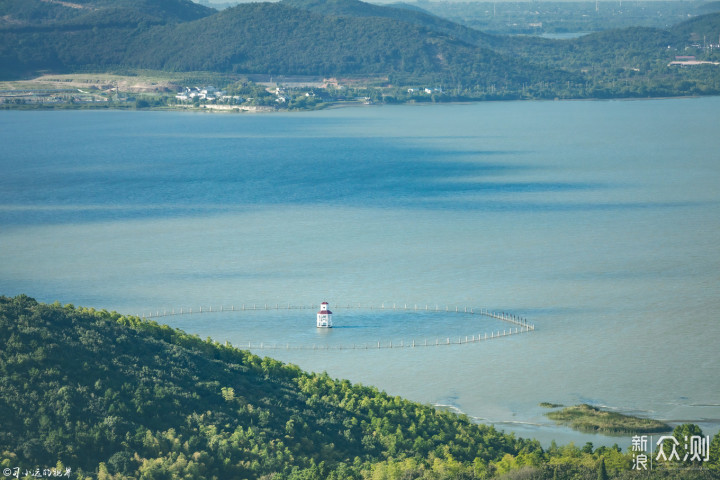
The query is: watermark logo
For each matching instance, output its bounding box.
[631,435,650,470]
[1,467,71,478]
[631,434,711,470]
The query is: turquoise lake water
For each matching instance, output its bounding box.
[1,98,719,447]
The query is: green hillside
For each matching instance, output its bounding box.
[281,0,498,48]
[0,295,530,479]
[2,295,720,479]
[0,0,215,26]
[0,0,573,86]
[134,2,570,85]
[670,12,720,41]
[0,0,215,78]
[1,0,719,98]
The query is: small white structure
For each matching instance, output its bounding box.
[316,302,333,328]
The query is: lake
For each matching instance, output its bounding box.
[1,98,719,448]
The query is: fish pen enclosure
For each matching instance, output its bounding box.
[137,302,536,351]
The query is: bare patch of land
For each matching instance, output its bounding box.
[0,73,182,94]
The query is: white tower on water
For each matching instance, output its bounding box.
[317,302,333,328]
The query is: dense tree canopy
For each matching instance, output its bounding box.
[1,295,719,479]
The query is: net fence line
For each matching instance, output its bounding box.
[233,327,533,351]
[136,302,535,350]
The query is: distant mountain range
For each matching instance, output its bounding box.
[1,0,719,93]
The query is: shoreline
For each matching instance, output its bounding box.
[0,93,710,114]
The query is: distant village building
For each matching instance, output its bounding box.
[317,302,333,328]
[175,86,226,102]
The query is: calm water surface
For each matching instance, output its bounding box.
[1,98,719,447]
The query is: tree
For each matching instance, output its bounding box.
[596,458,608,480]
[709,431,720,471]
[672,423,704,463]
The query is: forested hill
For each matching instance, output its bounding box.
[0,295,535,479]
[0,0,572,85]
[1,0,719,95]
[134,2,570,85]
[670,12,720,40]
[280,0,497,48]
[0,0,215,26]
[3,296,720,478]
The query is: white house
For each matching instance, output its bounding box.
[316,302,333,328]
